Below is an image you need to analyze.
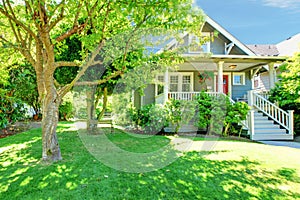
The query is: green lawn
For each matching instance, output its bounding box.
[1,122,300,199]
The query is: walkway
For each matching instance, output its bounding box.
[258,140,300,149]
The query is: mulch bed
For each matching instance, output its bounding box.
[2,122,300,143]
[0,121,41,139]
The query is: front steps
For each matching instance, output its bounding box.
[251,111,293,141]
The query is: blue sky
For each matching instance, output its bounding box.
[197,0,300,44]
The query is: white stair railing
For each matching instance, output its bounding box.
[250,91,294,135]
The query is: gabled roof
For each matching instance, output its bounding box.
[247,44,279,56]
[276,33,300,56]
[205,15,256,56]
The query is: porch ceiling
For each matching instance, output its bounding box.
[181,54,287,72]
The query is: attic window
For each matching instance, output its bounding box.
[188,33,210,53]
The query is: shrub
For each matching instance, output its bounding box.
[128,104,167,134]
[59,101,74,121]
[194,92,249,136]
[0,92,26,128]
[224,101,249,136]
[165,99,196,133]
[194,91,212,131]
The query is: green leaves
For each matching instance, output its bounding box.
[128,104,167,133]
[194,92,249,136]
[270,53,300,110]
[0,92,26,128]
[269,53,300,134]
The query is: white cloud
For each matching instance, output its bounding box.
[260,0,300,9]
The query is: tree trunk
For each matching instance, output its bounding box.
[41,92,62,161]
[86,86,98,132]
[97,87,108,120]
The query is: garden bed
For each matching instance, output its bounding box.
[0,121,41,138]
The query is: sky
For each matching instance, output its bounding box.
[197,0,300,44]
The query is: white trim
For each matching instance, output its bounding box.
[225,42,234,55]
[214,72,232,97]
[232,72,246,85]
[155,74,165,97]
[205,15,256,56]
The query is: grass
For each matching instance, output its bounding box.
[0,122,300,199]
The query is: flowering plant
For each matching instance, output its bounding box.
[197,71,214,83]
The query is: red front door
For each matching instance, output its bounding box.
[223,75,229,94]
[216,75,229,94]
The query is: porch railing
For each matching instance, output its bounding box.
[168,92,226,101]
[250,91,294,135]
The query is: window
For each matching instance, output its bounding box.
[233,73,245,85]
[170,76,179,92]
[188,33,210,53]
[182,75,191,92]
[157,75,164,95]
[155,73,193,96]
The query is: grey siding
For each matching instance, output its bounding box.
[229,46,247,55]
[134,91,141,109]
[259,72,271,90]
[143,84,155,105]
[211,37,225,54]
[231,71,252,100]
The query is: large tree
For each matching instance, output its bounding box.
[0,0,204,162]
[270,52,300,134]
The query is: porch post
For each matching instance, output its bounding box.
[217,61,224,93]
[269,63,276,89]
[163,68,169,104]
[247,90,253,107]
[288,110,294,135]
[249,109,255,139]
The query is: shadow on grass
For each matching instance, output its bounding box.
[0,126,299,199]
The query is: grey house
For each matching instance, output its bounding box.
[134,15,294,141]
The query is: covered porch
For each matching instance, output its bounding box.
[156,55,286,104]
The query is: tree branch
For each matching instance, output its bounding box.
[54,61,80,69]
[58,40,106,97]
[75,70,123,86]
[54,0,103,43]
[55,24,86,42]
[0,1,38,41]
[0,35,36,66]
[48,0,65,27]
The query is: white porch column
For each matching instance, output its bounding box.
[269,63,276,89]
[217,61,224,93]
[288,110,294,135]
[249,109,255,139]
[163,68,169,104]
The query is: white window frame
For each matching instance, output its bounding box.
[155,75,165,96]
[188,32,211,53]
[232,72,246,85]
[155,72,194,96]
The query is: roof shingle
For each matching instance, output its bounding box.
[247,44,279,56]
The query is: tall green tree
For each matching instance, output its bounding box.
[0,0,204,162]
[270,52,300,133]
